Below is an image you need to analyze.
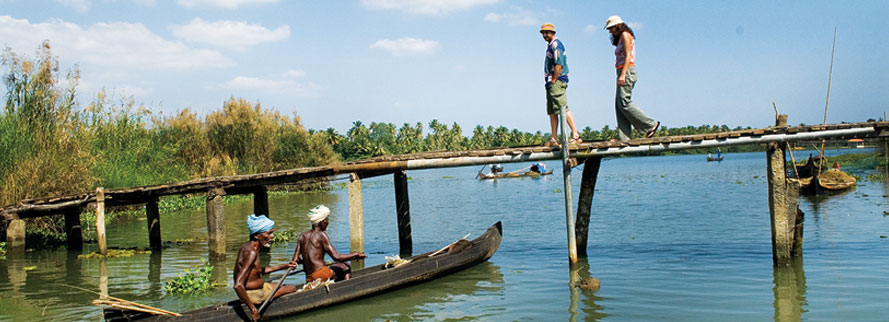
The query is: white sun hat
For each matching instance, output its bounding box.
[604,15,624,29]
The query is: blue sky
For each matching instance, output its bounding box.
[2,0,887,134]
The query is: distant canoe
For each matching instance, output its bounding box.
[478,170,553,180]
[706,156,723,162]
[103,222,503,321]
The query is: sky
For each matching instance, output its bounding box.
[1,0,887,135]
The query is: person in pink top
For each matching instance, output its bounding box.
[605,15,660,142]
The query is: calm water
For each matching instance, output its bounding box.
[2,149,888,321]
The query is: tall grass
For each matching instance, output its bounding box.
[1,42,336,244]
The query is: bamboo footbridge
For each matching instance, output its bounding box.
[3,120,888,266]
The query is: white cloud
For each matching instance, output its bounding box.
[177,0,279,9]
[169,18,290,51]
[483,7,538,26]
[583,24,596,33]
[0,15,232,70]
[361,0,501,15]
[370,38,440,56]
[220,70,319,97]
[55,0,91,12]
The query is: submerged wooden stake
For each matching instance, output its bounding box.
[64,207,83,250]
[6,219,25,254]
[575,157,602,256]
[206,187,226,258]
[767,115,801,266]
[146,198,161,251]
[348,173,364,255]
[394,170,412,256]
[557,104,577,264]
[96,187,107,255]
[254,186,269,217]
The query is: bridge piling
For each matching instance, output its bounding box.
[206,187,226,258]
[575,157,602,256]
[394,170,412,256]
[96,187,107,255]
[64,207,83,250]
[348,173,365,270]
[146,197,161,251]
[5,219,25,254]
[253,186,269,217]
[767,115,803,266]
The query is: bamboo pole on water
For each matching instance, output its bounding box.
[558,103,578,264]
[817,27,837,177]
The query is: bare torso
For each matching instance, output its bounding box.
[233,241,264,290]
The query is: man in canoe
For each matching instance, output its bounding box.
[292,205,366,282]
[233,214,298,321]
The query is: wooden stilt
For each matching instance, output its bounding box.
[64,207,83,250]
[96,187,107,255]
[146,197,161,251]
[394,170,412,256]
[6,219,25,254]
[575,157,602,257]
[99,258,109,297]
[348,173,364,253]
[254,186,269,217]
[767,115,801,266]
[206,187,226,257]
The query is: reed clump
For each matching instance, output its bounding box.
[1,42,336,243]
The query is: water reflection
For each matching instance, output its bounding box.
[209,254,228,287]
[772,257,807,322]
[290,261,505,321]
[569,257,607,322]
[147,251,162,298]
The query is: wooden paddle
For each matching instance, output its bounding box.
[257,265,295,315]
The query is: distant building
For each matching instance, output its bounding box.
[848,138,864,148]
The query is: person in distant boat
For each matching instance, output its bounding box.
[708,153,712,159]
[539,23,582,147]
[292,205,366,283]
[530,162,547,173]
[605,15,660,142]
[491,164,503,174]
[233,214,298,322]
[717,148,722,159]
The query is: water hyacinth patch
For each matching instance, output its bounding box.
[164,261,221,295]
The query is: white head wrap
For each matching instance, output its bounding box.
[308,205,330,225]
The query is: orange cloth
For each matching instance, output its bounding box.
[306,266,335,282]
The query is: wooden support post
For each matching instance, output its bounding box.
[575,157,602,257]
[348,173,364,254]
[394,170,412,256]
[96,187,107,255]
[254,186,269,217]
[349,173,365,270]
[146,197,162,251]
[206,187,226,258]
[64,207,83,250]
[791,208,804,257]
[5,219,25,254]
[767,114,801,266]
[557,104,578,264]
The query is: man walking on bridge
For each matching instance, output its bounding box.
[540,23,581,147]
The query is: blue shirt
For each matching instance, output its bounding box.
[544,37,569,85]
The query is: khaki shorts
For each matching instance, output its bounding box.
[546,80,568,115]
[246,282,274,305]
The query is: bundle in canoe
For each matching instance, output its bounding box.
[794,156,856,194]
[103,222,503,322]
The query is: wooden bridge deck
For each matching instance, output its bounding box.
[2,121,887,221]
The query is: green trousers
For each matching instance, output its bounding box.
[615,66,656,141]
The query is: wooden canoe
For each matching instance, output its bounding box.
[477,170,553,180]
[103,222,503,321]
[706,156,723,162]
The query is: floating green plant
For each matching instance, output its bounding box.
[78,248,151,259]
[163,261,221,295]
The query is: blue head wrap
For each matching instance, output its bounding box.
[247,214,275,236]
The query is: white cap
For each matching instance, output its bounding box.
[604,15,624,29]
